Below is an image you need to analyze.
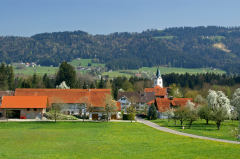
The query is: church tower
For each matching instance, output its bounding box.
[153,67,163,88]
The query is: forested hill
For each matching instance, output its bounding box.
[1,26,240,74]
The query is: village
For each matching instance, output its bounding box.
[0,68,192,121]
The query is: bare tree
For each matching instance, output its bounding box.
[125,96,138,123]
[101,93,117,122]
[49,96,67,123]
[76,96,91,122]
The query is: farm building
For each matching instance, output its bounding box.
[147,97,193,119]
[117,92,154,111]
[14,88,121,120]
[0,96,48,119]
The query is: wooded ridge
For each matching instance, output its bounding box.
[1,26,240,74]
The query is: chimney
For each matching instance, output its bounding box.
[169,96,173,100]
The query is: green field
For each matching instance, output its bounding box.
[69,59,105,68]
[151,119,239,141]
[204,36,225,41]
[102,66,226,78]
[13,59,105,76]
[14,66,59,76]
[0,122,239,158]
[153,36,175,39]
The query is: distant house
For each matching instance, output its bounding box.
[145,85,168,98]
[135,74,142,78]
[0,96,48,119]
[117,92,155,111]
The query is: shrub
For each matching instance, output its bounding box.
[123,114,135,120]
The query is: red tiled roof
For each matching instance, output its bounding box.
[1,96,48,108]
[155,98,193,112]
[147,100,155,106]
[144,85,167,96]
[15,89,110,107]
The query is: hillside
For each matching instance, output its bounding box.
[1,26,240,74]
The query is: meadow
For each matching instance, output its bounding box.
[102,66,226,78]
[151,119,239,141]
[0,122,239,158]
[13,59,104,76]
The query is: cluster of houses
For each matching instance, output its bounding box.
[17,62,38,67]
[0,68,193,120]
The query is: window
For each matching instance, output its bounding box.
[141,102,144,105]
[121,98,126,100]
[34,108,37,111]
[27,108,30,111]
[126,103,129,105]
[122,103,125,105]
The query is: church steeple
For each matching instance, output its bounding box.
[153,66,163,88]
[156,66,161,78]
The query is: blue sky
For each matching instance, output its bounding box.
[0,0,239,37]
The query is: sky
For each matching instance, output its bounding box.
[1,0,240,37]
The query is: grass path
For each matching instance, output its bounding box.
[0,122,239,158]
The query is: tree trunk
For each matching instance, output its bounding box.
[107,111,109,122]
[217,122,220,130]
[131,113,133,123]
[181,120,183,127]
[55,109,57,123]
[175,120,176,125]
[206,119,209,125]
[189,121,192,129]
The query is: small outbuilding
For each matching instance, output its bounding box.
[0,96,48,119]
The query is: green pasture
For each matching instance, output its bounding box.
[102,71,134,78]
[0,122,239,158]
[204,36,225,41]
[138,66,225,74]
[151,119,239,141]
[102,67,226,78]
[153,36,175,39]
[69,59,105,68]
[13,66,59,76]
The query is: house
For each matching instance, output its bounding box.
[145,85,168,98]
[0,96,48,119]
[135,74,142,78]
[117,92,155,111]
[14,88,121,120]
[147,97,193,119]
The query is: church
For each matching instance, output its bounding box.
[145,67,193,119]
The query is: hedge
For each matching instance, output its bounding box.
[123,114,135,120]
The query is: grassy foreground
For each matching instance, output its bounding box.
[0,122,239,158]
[151,119,239,141]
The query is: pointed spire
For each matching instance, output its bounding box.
[156,66,161,78]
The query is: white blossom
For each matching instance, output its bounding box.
[56,81,70,89]
[185,100,196,111]
[206,89,231,114]
[231,88,240,112]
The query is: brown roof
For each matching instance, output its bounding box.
[117,92,155,103]
[144,85,167,96]
[155,98,193,112]
[15,89,111,107]
[1,96,48,108]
